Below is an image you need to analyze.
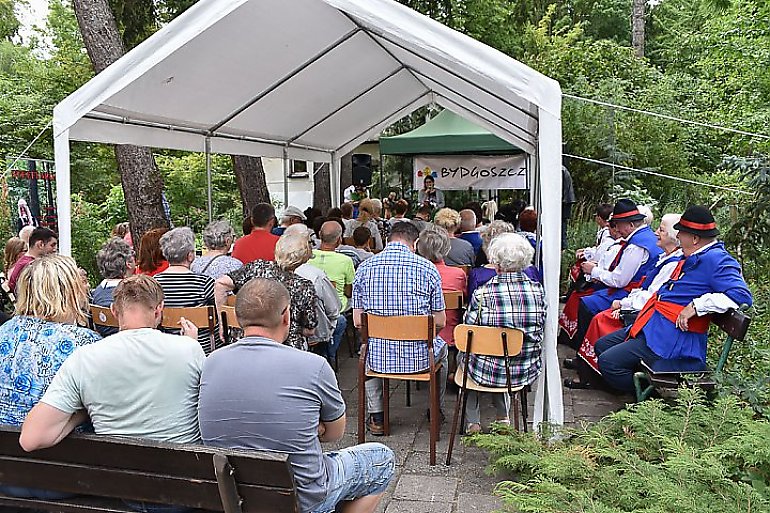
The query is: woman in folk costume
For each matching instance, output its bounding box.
[564,204,614,295]
[559,199,662,347]
[594,205,753,393]
[563,213,683,388]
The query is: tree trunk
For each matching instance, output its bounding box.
[339,153,353,202]
[231,155,270,217]
[73,0,169,242]
[313,162,331,214]
[631,0,645,58]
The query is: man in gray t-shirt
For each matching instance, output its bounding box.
[199,278,394,513]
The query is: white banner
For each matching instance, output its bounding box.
[413,154,528,190]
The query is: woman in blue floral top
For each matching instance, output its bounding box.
[0,255,101,426]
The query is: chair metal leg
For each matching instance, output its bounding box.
[633,372,654,402]
[406,381,411,407]
[520,389,528,433]
[358,370,366,444]
[512,392,521,431]
[429,371,439,466]
[383,378,390,436]
[446,388,463,465]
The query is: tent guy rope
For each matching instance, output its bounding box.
[564,154,752,195]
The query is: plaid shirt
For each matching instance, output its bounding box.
[462,272,545,387]
[352,242,445,373]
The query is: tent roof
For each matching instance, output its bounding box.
[53,0,560,161]
[379,109,523,155]
[53,0,565,428]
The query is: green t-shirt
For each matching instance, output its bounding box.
[308,249,355,310]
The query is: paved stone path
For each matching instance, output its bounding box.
[322,343,632,512]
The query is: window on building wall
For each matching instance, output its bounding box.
[289,160,309,178]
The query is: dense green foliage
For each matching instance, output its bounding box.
[469,389,770,512]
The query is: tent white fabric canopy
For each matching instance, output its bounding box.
[53,0,563,427]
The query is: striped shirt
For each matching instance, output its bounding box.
[352,242,445,373]
[153,270,220,354]
[462,272,546,387]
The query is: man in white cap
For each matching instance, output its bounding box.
[272,206,307,236]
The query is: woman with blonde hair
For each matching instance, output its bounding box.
[0,255,101,426]
[344,198,383,251]
[434,208,474,266]
[4,237,27,276]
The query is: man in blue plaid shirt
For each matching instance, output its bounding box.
[353,222,448,435]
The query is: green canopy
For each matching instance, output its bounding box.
[379,109,523,156]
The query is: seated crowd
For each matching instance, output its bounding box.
[0,192,748,512]
[559,200,752,392]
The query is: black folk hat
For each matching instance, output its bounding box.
[609,198,646,222]
[674,205,719,237]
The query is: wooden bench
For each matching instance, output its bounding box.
[0,426,299,513]
[633,306,751,402]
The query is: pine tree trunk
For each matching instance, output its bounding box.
[339,153,353,202]
[313,162,331,214]
[73,0,169,242]
[231,155,270,217]
[631,0,645,58]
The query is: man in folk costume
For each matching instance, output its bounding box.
[594,206,753,393]
[558,199,662,347]
[563,213,683,389]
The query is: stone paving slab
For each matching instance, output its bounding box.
[393,475,459,502]
[456,493,503,513]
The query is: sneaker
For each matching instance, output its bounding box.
[465,423,482,434]
[367,416,385,436]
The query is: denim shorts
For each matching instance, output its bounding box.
[310,443,395,513]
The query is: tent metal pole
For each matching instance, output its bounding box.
[82,114,333,155]
[379,153,384,200]
[54,130,72,256]
[283,147,290,208]
[365,31,538,120]
[207,28,362,134]
[334,92,431,156]
[331,153,340,208]
[287,67,407,145]
[205,137,213,223]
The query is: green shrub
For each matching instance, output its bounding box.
[468,389,770,513]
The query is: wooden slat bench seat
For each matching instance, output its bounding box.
[0,426,299,513]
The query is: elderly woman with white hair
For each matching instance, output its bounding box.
[214,230,318,351]
[565,213,684,389]
[469,220,542,297]
[284,224,343,362]
[191,220,243,279]
[460,233,546,433]
[154,227,220,353]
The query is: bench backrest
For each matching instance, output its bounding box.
[712,306,752,374]
[0,427,298,513]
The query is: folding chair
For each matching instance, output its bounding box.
[446,324,526,465]
[357,313,442,466]
[633,307,751,402]
[90,304,119,333]
[225,295,236,307]
[219,305,240,345]
[161,306,217,353]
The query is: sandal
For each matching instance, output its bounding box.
[563,378,591,390]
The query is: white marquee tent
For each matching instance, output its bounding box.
[53,0,564,426]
